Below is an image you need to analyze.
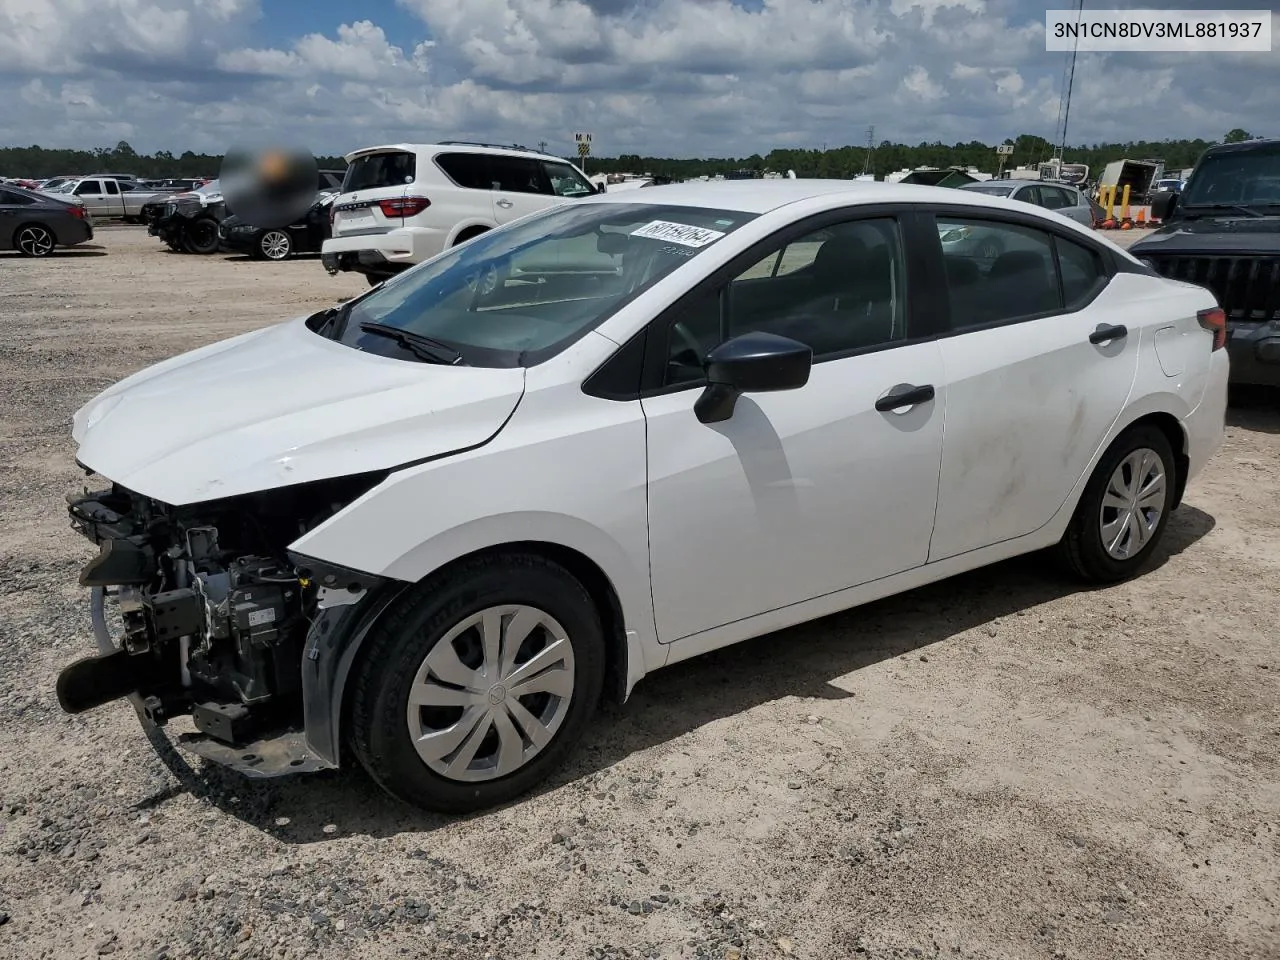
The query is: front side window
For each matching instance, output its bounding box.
[1013,185,1043,206]
[542,161,594,198]
[74,181,100,195]
[663,217,908,386]
[332,202,757,367]
[937,218,1060,326]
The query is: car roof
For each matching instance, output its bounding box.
[1203,137,1280,156]
[587,178,1075,215]
[344,142,568,163]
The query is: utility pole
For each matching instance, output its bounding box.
[537,140,548,154]
[862,125,875,177]
[1053,0,1084,162]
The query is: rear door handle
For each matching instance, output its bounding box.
[1089,323,1128,344]
[496,198,514,209]
[875,383,935,412]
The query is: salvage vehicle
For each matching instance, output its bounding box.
[218,190,339,260]
[217,171,345,260]
[1132,136,1280,388]
[42,177,168,222]
[58,181,1228,814]
[322,141,597,286]
[145,179,225,254]
[1,183,93,256]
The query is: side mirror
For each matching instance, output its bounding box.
[1150,191,1177,221]
[694,331,812,424]
[595,182,607,194]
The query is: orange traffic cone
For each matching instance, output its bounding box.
[1135,208,1147,226]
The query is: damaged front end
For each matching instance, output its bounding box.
[57,472,404,779]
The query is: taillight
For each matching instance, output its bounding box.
[377,196,430,219]
[67,205,85,219]
[1197,306,1226,351]
[329,204,336,227]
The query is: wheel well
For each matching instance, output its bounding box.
[13,220,55,245]
[416,542,630,703]
[1122,411,1190,508]
[453,225,489,246]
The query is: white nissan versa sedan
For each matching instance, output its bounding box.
[57,180,1228,813]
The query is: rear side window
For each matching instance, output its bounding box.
[434,152,492,190]
[104,181,120,195]
[1,189,34,205]
[1056,236,1106,308]
[937,218,1060,327]
[342,151,416,192]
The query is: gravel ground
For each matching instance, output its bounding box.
[1,226,1278,960]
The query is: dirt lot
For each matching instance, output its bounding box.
[1,226,1277,960]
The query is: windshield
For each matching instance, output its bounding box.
[961,183,1016,197]
[196,180,221,195]
[1181,147,1280,207]
[334,201,758,367]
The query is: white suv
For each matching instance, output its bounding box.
[321,141,598,285]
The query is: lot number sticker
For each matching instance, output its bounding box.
[631,220,726,248]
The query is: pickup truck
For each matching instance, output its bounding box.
[41,177,170,223]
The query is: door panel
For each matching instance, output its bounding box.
[644,342,946,643]
[74,180,106,217]
[928,220,1139,561]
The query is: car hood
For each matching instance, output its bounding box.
[73,315,525,506]
[1131,215,1280,256]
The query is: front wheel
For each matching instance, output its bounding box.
[1055,424,1176,583]
[348,554,605,813]
[183,217,220,254]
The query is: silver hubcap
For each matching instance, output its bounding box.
[18,226,54,256]
[262,231,290,259]
[1100,447,1167,560]
[406,605,576,783]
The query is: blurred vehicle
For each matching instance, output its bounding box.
[42,177,167,222]
[1149,178,1185,198]
[1132,137,1280,388]
[0,183,93,256]
[322,141,597,285]
[219,188,341,260]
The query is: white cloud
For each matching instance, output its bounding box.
[0,0,1274,158]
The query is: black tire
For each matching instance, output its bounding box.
[348,553,606,814]
[1055,424,1177,584]
[453,227,488,247]
[183,217,220,254]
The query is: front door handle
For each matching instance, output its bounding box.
[875,383,935,412]
[496,198,514,209]
[1089,323,1128,345]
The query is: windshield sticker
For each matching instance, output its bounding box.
[631,220,726,247]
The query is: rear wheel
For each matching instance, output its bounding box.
[348,553,606,814]
[15,224,56,257]
[257,230,293,260]
[1056,424,1176,583]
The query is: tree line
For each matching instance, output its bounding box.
[0,130,1259,182]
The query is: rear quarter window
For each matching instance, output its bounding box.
[342,152,416,192]
[434,153,493,190]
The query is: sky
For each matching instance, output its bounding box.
[0,0,1275,159]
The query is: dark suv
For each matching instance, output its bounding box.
[1131,138,1280,388]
